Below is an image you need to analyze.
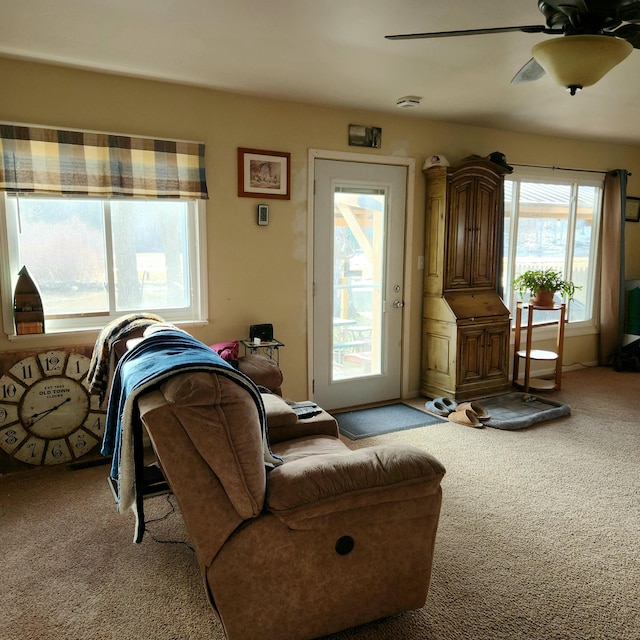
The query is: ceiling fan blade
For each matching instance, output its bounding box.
[511,58,547,84]
[385,25,548,40]
[611,23,640,47]
[618,0,640,23]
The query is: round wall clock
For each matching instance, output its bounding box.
[0,350,106,466]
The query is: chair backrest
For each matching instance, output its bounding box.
[139,372,268,564]
[88,313,165,407]
[156,371,267,513]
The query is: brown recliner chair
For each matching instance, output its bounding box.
[137,370,446,640]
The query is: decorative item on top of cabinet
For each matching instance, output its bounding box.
[421,156,511,401]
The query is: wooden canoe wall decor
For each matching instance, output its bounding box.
[14,266,45,335]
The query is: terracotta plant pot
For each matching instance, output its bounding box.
[531,288,556,308]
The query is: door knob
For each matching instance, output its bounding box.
[393,300,405,308]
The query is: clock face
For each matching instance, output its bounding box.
[0,350,106,466]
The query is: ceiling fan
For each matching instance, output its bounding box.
[386,0,640,94]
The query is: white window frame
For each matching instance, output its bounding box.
[0,194,208,339]
[503,166,603,338]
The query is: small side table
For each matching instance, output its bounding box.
[240,339,284,364]
[513,302,565,392]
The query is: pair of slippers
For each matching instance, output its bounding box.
[425,396,490,429]
[425,396,457,416]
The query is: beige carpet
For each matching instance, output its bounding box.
[1,367,639,640]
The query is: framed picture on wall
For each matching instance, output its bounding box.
[625,196,640,222]
[238,148,290,199]
[348,124,382,148]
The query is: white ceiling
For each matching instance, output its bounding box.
[2,0,640,145]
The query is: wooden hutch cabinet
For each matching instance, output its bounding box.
[421,157,511,401]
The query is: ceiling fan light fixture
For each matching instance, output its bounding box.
[532,35,632,95]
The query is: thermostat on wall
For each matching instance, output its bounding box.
[258,204,269,226]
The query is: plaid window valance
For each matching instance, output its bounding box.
[0,123,208,199]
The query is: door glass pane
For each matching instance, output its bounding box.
[332,189,385,381]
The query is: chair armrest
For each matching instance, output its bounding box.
[266,445,445,529]
[261,394,340,443]
[237,354,283,394]
[261,393,298,428]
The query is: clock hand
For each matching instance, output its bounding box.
[27,397,71,426]
[27,398,69,419]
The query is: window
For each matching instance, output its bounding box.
[1,194,207,335]
[502,168,603,329]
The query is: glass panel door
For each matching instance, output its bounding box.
[332,188,385,381]
[313,159,406,410]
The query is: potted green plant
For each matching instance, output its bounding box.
[512,268,579,307]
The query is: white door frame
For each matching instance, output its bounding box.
[307,149,416,402]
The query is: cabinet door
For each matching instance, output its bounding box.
[457,322,509,387]
[470,174,502,289]
[483,322,509,381]
[457,326,485,386]
[445,175,474,290]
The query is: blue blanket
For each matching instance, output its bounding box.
[101,329,282,542]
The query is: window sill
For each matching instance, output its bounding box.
[510,320,598,344]
[5,320,209,343]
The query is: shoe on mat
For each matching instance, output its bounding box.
[448,408,484,428]
[456,401,490,421]
[425,396,457,416]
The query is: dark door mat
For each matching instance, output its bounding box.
[479,392,571,430]
[335,403,446,440]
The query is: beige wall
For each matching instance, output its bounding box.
[1,56,640,399]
